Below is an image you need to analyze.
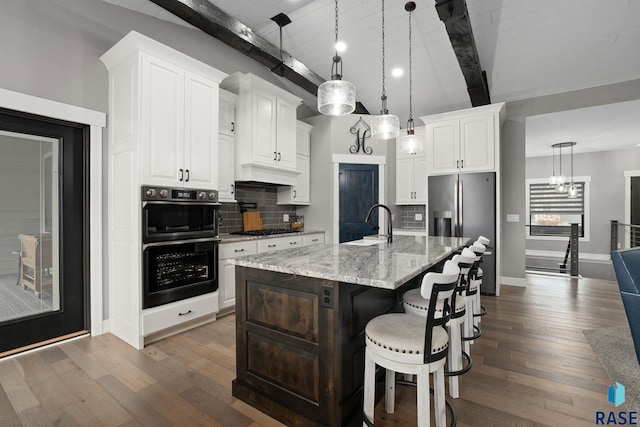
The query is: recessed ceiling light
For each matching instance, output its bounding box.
[391,67,404,78]
[335,41,346,52]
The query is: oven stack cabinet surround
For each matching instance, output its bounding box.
[233,266,421,426]
[100,31,228,349]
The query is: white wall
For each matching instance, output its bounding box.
[500,79,640,283]
[299,114,397,243]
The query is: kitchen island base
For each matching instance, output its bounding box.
[232,266,425,427]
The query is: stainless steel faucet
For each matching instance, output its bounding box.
[364,204,393,243]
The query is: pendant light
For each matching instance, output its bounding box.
[317,0,356,116]
[399,2,423,154]
[567,142,578,198]
[371,0,400,139]
[548,145,558,185]
[554,143,567,192]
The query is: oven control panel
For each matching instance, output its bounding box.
[142,186,218,203]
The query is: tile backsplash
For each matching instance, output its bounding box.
[399,205,426,229]
[218,183,297,234]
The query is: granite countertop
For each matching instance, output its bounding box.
[217,229,325,243]
[232,235,472,290]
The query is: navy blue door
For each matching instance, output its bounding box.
[339,163,379,243]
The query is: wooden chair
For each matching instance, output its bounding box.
[363,260,460,427]
[18,234,53,298]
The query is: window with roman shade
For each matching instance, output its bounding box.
[529,182,585,237]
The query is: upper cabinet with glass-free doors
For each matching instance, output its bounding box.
[101,31,228,191]
[421,103,505,175]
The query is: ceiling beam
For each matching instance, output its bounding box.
[435,0,491,106]
[149,0,325,95]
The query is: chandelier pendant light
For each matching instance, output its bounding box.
[548,145,558,185]
[551,142,576,194]
[566,142,578,198]
[371,0,400,139]
[399,2,423,154]
[317,0,356,116]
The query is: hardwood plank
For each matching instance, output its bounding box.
[50,357,133,425]
[0,273,629,426]
[96,374,171,427]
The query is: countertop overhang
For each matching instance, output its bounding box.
[232,235,472,289]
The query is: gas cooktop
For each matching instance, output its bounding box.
[231,229,300,236]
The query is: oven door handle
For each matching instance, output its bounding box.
[142,201,222,208]
[143,237,221,249]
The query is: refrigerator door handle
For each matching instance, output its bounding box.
[453,179,459,235]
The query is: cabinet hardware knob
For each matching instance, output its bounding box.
[268,244,277,248]
[277,152,281,161]
[234,248,245,252]
[312,239,318,242]
[293,189,296,198]
[461,159,464,168]
[274,151,277,160]
[289,241,297,245]
[231,184,234,194]
[178,310,192,316]
[185,169,190,182]
[231,122,234,132]
[456,160,459,169]
[179,168,184,181]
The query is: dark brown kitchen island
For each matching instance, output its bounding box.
[232,236,470,426]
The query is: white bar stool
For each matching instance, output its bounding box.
[461,246,483,348]
[363,261,460,427]
[403,254,475,398]
[474,236,491,325]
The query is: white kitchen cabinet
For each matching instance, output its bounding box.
[218,240,258,311]
[221,72,302,186]
[258,235,304,252]
[100,31,227,349]
[217,232,324,312]
[140,55,221,189]
[421,103,505,175]
[278,121,312,205]
[303,233,325,246]
[218,88,236,137]
[396,152,426,205]
[218,89,237,202]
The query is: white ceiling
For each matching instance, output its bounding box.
[525,99,640,158]
[102,0,640,131]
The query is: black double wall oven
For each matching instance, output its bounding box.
[142,186,220,309]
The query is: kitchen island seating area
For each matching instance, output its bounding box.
[363,260,460,427]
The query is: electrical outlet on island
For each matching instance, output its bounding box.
[283,214,289,222]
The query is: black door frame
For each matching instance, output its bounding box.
[0,108,90,354]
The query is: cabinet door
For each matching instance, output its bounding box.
[413,156,427,203]
[218,90,236,137]
[184,72,218,189]
[396,157,414,204]
[141,55,184,186]
[460,114,495,172]
[429,120,460,175]
[220,259,236,310]
[275,98,297,171]
[251,89,278,166]
[218,133,236,202]
[294,154,310,204]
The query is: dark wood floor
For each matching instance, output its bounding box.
[0,274,629,426]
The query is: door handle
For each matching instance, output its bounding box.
[185,169,190,182]
[293,189,297,198]
[274,151,277,160]
[277,152,282,161]
[461,159,464,168]
[230,184,234,194]
[179,168,184,181]
[231,122,234,132]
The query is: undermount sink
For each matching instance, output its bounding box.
[343,239,385,246]
[363,235,388,241]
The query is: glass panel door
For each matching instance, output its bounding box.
[0,130,59,323]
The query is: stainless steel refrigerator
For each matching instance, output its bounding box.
[428,172,496,295]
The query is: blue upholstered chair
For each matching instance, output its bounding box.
[610,247,640,364]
